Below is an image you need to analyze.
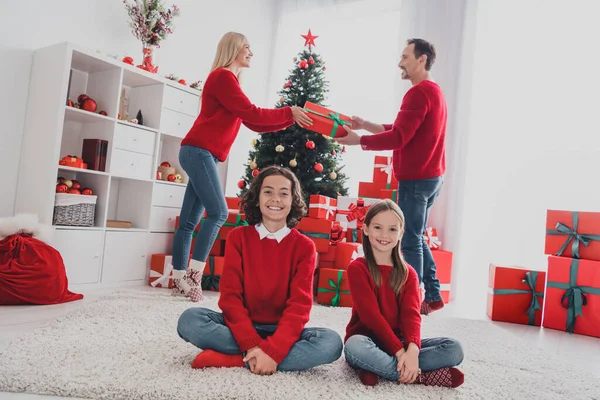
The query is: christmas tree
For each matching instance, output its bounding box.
[237,30,349,204]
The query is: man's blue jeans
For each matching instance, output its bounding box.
[397,176,444,302]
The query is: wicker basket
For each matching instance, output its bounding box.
[53,193,97,227]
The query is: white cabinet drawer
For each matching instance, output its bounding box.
[163,85,200,117]
[113,123,156,156]
[149,206,180,232]
[160,108,196,139]
[50,229,104,284]
[102,231,149,282]
[152,182,186,208]
[110,148,153,180]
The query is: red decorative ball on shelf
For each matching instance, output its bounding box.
[314,163,323,173]
[160,161,171,167]
[77,94,89,104]
[122,56,134,65]
[179,79,186,85]
[305,140,315,150]
[56,183,68,193]
[167,174,176,182]
[81,98,97,113]
[237,180,247,189]
[99,111,107,116]
[68,188,81,195]
[71,180,81,190]
[82,188,94,195]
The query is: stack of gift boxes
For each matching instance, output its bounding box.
[148,197,245,293]
[487,209,600,338]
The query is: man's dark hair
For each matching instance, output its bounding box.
[407,38,436,71]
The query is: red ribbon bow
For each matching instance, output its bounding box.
[346,199,370,228]
[330,222,345,244]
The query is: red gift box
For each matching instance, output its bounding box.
[345,228,363,244]
[217,211,247,239]
[335,242,363,270]
[358,182,388,199]
[201,256,224,292]
[424,227,441,250]
[308,194,337,221]
[373,155,398,188]
[59,155,87,169]
[542,256,600,338]
[545,210,600,261]
[431,249,452,303]
[226,196,242,211]
[319,245,337,263]
[317,268,353,307]
[297,217,332,253]
[380,189,398,202]
[487,264,546,326]
[149,254,174,288]
[303,101,352,139]
[336,197,378,229]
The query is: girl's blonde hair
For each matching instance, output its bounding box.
[362,199,409,295]
[210,31,247,79]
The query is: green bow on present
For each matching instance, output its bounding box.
[547,259,600,333]
[299,230,330,240]
[492,271,544,325]
[317,270,350,307]
[304,108,352,138]
[201,256,220,291]
[546,211,600,259]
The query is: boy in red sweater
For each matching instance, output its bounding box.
[344,199,464,387]
[336,38,446,315]
[171,32,312,302]
[177,166,343,374]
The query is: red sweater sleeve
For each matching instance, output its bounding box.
[259,239,316,364]
[360,87,429,151]
[347,260,404,356]
[399,267,422,348]
[217,229,262,352]
[212,70,294,125]
[242,119,294,133]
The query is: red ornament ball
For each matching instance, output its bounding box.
[299,60,309,69]
[238,180,247,189]
[314,163,323,173]
[179,79,187,85]
[284,81,292,88]
[305,140,315,150]
[81,98,97,112]
[323,66,327,71]
[82,188,94,195]
[167,174,176,182]
[308,56,315,65]
[252,169,260,178]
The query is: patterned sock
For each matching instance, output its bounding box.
[417,367,464,388]
[171,269,187,297]
[420,300,445,315]
[358,369,379,386]
[191,350,244,369]
[187,259,205,286]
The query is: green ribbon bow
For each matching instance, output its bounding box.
[547,259,600,333]
[299,230,330,241]
[546,211,600,259]
[492,271,544,325]
[201,256,220,291]
[317,270,350,307]
[304,108,352,138]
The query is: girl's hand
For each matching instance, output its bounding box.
[291,106,313,127]
[397,345,420,384]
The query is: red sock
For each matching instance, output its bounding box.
[417,367,464,388]
[191,350,245,369]
[420,300,445,315]
[358,369,379,386]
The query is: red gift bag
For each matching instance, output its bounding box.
[0,232,83,305]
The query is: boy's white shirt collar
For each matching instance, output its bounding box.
[255,223,291,243]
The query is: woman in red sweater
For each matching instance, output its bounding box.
[177,166,342,374]
[171,32,312,302]
[344,199,465,387]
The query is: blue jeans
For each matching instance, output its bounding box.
[344,335,464,382]
[397,176,444,302]
[172,146,229,270]
[177,308,343,371]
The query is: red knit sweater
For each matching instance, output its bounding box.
[217,226,316,364]
[181,68,295,162]
[360,80,447,181]
[344,257,422,355]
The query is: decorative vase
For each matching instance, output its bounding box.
[138,45,159,73]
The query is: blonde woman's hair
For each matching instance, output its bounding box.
[210,31,247,79]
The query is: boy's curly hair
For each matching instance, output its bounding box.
[240,165,307,228]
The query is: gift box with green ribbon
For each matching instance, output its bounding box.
[201,256,224,292]
[542,256,600,338]
[358,181,390,199]
[487,264,546,326]
[545,210,600,261]
[214,212,247,240]
[303,101,352,139]
[297,217,332,253]
[373,156,399,187]
[381,189,398,203]
[317,268,353,307]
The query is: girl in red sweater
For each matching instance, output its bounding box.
[344,199,465,387]
[171,32,312,302]
[177,166,342,374]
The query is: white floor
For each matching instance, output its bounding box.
[1,285,599,399]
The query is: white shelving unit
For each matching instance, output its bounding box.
[15,42,201,287]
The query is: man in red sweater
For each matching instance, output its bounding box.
[336,38,447,315]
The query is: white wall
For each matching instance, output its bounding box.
[452,0,600,308]
[0,0,278,217]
